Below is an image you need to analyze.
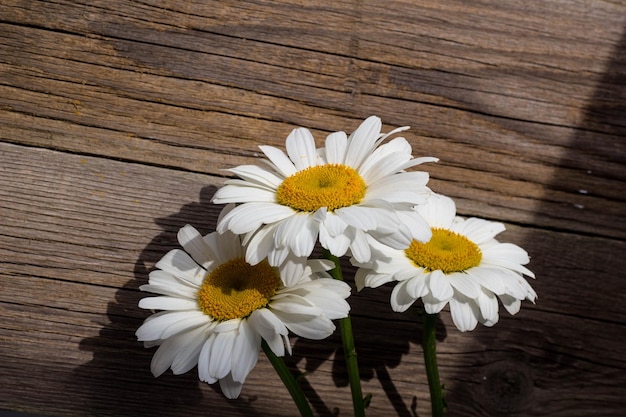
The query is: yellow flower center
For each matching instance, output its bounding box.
[405,228,482,273]
[275,164,366,212]
[197,258,280,321]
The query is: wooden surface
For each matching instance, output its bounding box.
[1,1,625,416]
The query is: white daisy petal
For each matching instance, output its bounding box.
[267,245,291,268]
[449,296,479,332]
[299,287,351,320]
[198,334,217,383]
[139,296,197,311]
[319,225,351,258]
[415,193,456,229]
[145,270,186,288]
[203,230,238,265]
[149,340,180,377]
[306,277,351,298]
[500,294,522,315]
[428,270,454,301]
[371,136,413,159]
[286,127,318,170]
[219,373,244,400]
[270,293,318,316]
[349,228,372,263]
[230,321,261,383]
[482,243,533,274]
[212,180,277,203]
[360,143,433,185]
[397,210,432,243]
[155,249,206,287]
[216,203,236,224]
[177,225,213,268]
[356,200,405,234]
[314,297,351,321]
[457,218,506,244]
[377,125,410,142]
[320,211,349,236]
[477,290,499,326]
[357,270,394,290]
[243,223,277,266]
[161,312,211,340]
[139,283,197,300]
[390,279,417,312]
[171,325,211,375]
[370,273,399,288]
[275,311,335,340]
[277,256,307,287]
[259,145,297,177]
[335,205,378,231]
[213,319,242,333]
[136,310,207,341]
[405,274,428,299]
[275,212,318,258]
[318,212,351,256]
[227,165,283,189]
[359,147,412,184]
[465,267,506,295]
[498,270,532,300]
[416,193,456,228]
[217,202,295,235]
[447,272,481,299]
[371,224,413,251]
[399,156,439,170]
[313,206,327,223]
[209,330,237,379]
[150,325,207,377]
[422,293,449,314]
[307,258,335,274]
[247,309,288,357]
[345,116,382,168]
[365,172,432,205]
[354,268,370,291]
[325,130,348,164]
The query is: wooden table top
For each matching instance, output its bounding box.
[1,1,625,416]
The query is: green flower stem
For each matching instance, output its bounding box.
[322,249,366,417]
[262,340,313,417]
[422,312,446,417]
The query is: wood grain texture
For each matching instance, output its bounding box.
[1,0,625,416]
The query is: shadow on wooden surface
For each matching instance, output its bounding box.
[73,186,232,417]
[288,269,447,417]
[447,26,626,416]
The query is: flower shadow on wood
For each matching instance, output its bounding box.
[288,257,447,417]
[74,186,263,417]
[445,26,626,417]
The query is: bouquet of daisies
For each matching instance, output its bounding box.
[135,116,536,416]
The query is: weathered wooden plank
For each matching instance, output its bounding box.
[2,0,623,130]
[1,1,625,239]
[1,141,625,416]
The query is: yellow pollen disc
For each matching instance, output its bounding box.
[275,164,366,212]
[197,258,280,321]
[405,228,482,273]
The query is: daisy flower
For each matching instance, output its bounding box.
[353,193,537,332]
[136,208,351,398]
[212,116,437,266]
